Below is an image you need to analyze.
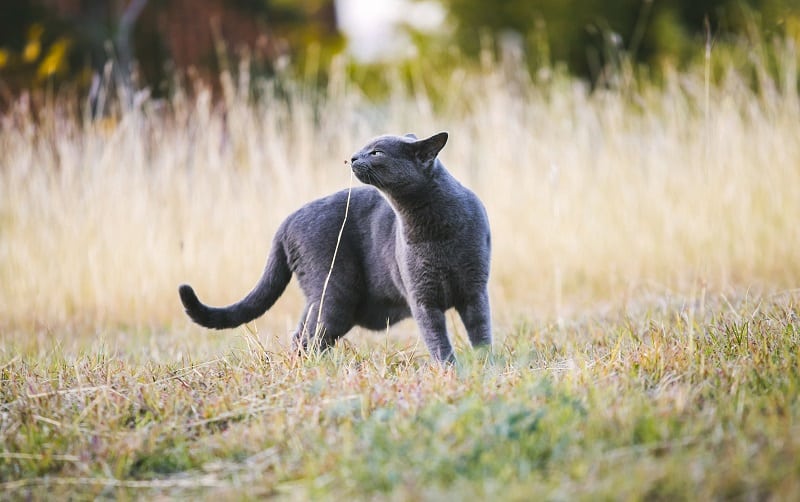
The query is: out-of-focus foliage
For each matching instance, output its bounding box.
[0,0,342,103]
[2,0,800,103]
[431,0,800,81]
[0,4,81,99]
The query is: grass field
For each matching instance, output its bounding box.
[2,57,800,498]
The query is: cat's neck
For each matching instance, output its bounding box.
[385,162,462,243]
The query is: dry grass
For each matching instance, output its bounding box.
[1,57,800,498]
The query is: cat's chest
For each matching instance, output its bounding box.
[395,239,472,304]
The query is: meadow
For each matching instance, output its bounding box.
[1,53,799,499]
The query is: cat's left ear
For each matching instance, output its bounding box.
[414,131,448,165]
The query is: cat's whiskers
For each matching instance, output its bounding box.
[365,169,385,188]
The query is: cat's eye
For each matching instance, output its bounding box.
[370,150,384,156]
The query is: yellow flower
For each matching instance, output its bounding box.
[23,40,40,62]
[23,23,45,63]
[37,37,72,79]
[0,48,9,68]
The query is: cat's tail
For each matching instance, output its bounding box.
[178,238,291,330]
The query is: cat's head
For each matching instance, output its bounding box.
[349,132,448,195]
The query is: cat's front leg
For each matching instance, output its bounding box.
[410,304,455,363]
[456,287,492,348]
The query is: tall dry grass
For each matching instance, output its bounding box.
[1,61,799,342]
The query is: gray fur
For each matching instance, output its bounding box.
[179,132,491,362]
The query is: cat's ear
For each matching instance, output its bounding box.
[414,131,448,165]
[404,133,418,139]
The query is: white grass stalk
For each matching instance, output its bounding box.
[313,170,355,346]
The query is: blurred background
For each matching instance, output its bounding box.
[2,1,799,339]
[1,0,799,104]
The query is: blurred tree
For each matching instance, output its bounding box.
[433,0,800,80]
[0,0,342,105]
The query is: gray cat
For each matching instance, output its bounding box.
[179,132,491,362]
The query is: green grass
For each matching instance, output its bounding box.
[2,293,798,499]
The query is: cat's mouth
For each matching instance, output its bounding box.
[350,162,374,185]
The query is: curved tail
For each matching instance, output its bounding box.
[179,240,291,330]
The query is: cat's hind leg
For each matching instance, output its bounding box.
[291,298,355,354]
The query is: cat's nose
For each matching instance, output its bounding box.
[350,155,358,164]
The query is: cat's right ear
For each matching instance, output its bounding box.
[404,133,418,139]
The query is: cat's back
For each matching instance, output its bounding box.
[285,186,382,222]
[279,186,394,244]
